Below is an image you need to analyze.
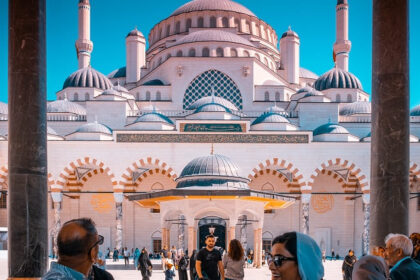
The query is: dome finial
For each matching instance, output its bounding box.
[288,25,292,31]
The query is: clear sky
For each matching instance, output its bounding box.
[0,0,419,107]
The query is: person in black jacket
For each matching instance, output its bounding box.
[342,250,357,280]
[177,249,189,280]
[385,233,420,280]
[138,248,153,280]
[189,249,197,280]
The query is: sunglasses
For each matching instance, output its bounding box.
[269,254,296,267]
[88,235,104,256]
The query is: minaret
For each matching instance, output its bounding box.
[280,27,300,85]
[126,28,146,83]
[333,0,351,71]
[75,0,93,69]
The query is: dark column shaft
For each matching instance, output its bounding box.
[370,0,409,248]
[8,0,47,277]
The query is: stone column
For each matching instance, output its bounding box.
[178,214,185,250]
[362,193,370,255]
[227,226,236,245]
[371,0,409,249]
[240,215,247,252]
[253,228,262,268]
[8,0,47,277]
[301,194,311,234]
[51,192,63,258]
[193,228,197,251]
[114,192,124,250]
[188,226,195,255]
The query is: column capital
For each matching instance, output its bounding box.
[50,191,62,203]
[362,193,370,204]
[113,192,124,203]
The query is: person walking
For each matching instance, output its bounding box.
[123,247,130,266]
[138,248,153,280]
[133,248,141,270]
[190,249,198,280]
[113,247,119,262]
[196,235,225,280]
[222,239,245,280]
[342,250,357,280]
[165,251,176,280]
[177,249,189,280]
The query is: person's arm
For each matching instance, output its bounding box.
[218,260,225,280]
[195,260,203,279]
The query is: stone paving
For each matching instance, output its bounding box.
[0,254,344,279]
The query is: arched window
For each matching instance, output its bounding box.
[275,92,280,102]
[74,92,79,101]
[156,91,161,101]
[85,93,89,101]
[245,21,251,33]
[234,18,240,31]
[216,47,224,57]
[136,92,140,100]
[186,18,192,30]
[175,21,181,34]
[336,94,341,102]
[202,47,210,57]
[198,17,204,28]
[264,91,270,101]
[255,25,260,36]
[262,183,274,192]
[261,28,266,39]
[243,50,250,57]
[166,25,171,36]
[210,16,216,28]
[347,94,352,102]
[264,57,269,66]
[145,91,151,101]
[255,53,261,61]
[222,17,229,28]
[176,50,183,57]
[230,48,238,57]
[188,48,196,57]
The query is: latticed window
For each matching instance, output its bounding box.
[183,69,243,110]
[0,193,6,208]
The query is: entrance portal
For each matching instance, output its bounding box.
[198,216,226,250]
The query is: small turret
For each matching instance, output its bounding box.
[333,0,351,71]
[126,28,146,84]
[280,27,300,85]
[75,0,93,69]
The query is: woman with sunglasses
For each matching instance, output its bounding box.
[269,232,324,280]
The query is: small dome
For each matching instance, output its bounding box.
[0,102,8,115]
[188,96,238,111]
[171,0,256,17]
[126,28,144,38]
[63,67,113,90]
[313,123,350,136]
[47,100,87,115]
[410,105,420,116]
[173,30,254,48]
[134,112,174,125]
[142,79,165,86]
[314,68,363,91]
[281,29,299,39]
[252,112,290,126]
[112,84,129,93]
[75,122,112,134]
[340,101,371,116]
[300,68,318,79]
[47,126,59,136]
[99,88,122,97]
[108,67,126,79]
[195,103,231,114]
[291,87,323,101]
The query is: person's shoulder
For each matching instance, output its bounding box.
[392,258,420,277]
[42,270,69,280]
[93,266,115,280]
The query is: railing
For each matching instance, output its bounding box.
[47,114,86,121]
[339,115,371,123]
[127,110,290,118]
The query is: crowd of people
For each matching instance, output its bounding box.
[41,217,420,280]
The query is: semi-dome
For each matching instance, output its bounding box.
[194,103,231,114]
[173,30,254,47]
[340,101,371,116]
[108,67,126,79]
[75,122,112,134]
[313,123,350,136]
[63,67,113,90]
[264,105,286,114]
[142,79,165,86]
[188,96,238,111]
[176,154,249,189]
[47,100,87,115]
[410,105,420,116]
[112,84,129,93]
[291,87,323,101]
[134,112,174,125]
[0,102,8,115]
[252,112,290,126]
[171,0,256,17]
[47,126,59,136]
[314,68,363,91]
[300,68,318,79]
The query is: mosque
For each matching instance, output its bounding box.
[0,0,419,265]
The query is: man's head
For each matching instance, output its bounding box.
[57,218,101,264]
[348,250,354,256]
[205,235,216,249]
[384,233,413,266]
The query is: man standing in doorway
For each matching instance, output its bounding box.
[196,235,225,280]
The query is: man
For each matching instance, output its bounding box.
[195,235,225,280]
[385,233,420,280]
[42,218,105,280]
[342,249,357,280]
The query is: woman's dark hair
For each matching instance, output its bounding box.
[228,239,244,261]
[272,232,297,259]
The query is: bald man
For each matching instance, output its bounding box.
[42,218,105,280]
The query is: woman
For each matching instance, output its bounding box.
[138,248,153,280]
[164,251,176,280]
[133,248,140,270]
[177,249,189,280]
[352,255,390,280]
[269,232,324,280]
[189,249,197,280]
[223,239,245,280]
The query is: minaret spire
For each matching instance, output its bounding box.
[333,0,351,71]
[76,0,93,69]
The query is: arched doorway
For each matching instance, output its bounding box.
[198,216,226,250]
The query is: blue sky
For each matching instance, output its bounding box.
[0,0,419,107]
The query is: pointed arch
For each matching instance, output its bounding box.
[0,166,55,190]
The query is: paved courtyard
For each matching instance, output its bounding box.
[0,253,343,279]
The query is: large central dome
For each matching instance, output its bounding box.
[171,0,256,17]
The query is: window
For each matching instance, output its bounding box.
[202,47,210,57]
[263,240,272,254]
[216,47,224,57]
[264,91,270,101]
[198,17,204,28]
[156,91,161,101]
[230,48,237,57]
[188,48,196,57]
[255,53,261,61]
[0,193,6,208]
[245,21,251,33]
[176,50,183,57]
[336,94,341,102]
[347,94,352,102]
[243,50,250,57]
[145,91,151,101]
[264,57,269,66]
[166,25,171,36]
[136,92,140,101]
[275,92,280,102]
[222,17,229,28]
[234,18,240,31]
[210,16,216,28]
[186,18,192,30]
[152,239,162,253]
[264,209,274,214]
[85,93,89,101]
[175,21,181,34]
[159,29,162,40]
[74,92,79,101]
